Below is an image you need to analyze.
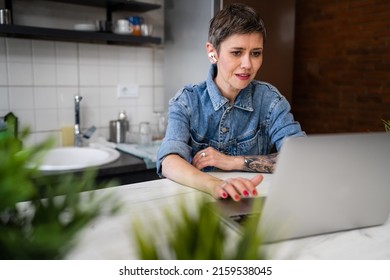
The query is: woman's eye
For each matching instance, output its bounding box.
[252,51,262,57]
[231,51,241,56]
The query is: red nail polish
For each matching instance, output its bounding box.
[243,190,249,197]
[222,192,227,199]
[234,194,240,200]
[252,189,257,196]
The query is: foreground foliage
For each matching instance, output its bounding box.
[0,128,118,259]
[133,198,266,260]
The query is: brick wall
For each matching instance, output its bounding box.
[292,0,390,133]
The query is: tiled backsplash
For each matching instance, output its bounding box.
[0,37,165,147]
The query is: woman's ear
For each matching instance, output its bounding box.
[206,42,217,63]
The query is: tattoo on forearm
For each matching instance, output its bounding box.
[243,153,278,173]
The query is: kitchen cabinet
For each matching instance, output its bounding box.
[0,0,162,46]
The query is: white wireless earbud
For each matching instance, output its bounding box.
[208,52,217,63]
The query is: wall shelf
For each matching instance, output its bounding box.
[42,0,161,13]
[1,0,162,46]
[0,24,161,45]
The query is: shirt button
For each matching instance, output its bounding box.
[221,127,229,133]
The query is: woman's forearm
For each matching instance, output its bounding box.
[242,153,278,173]
[161,154,224,196]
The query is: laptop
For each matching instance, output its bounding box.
[213,132,390,243]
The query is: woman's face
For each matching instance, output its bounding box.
[214,33,264,98]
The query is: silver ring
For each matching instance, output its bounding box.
[201,152,206,157]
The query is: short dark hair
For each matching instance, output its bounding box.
[208,3,266,53]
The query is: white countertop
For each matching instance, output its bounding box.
[66,172,390,260]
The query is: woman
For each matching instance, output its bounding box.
[157,3,305,201]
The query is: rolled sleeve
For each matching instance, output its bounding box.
[156,139,192,177]
[156,88,194,177]
[269,95,306,151]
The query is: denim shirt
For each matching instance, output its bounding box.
[156,64,305,176]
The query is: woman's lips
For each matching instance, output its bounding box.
[235,73,251,80]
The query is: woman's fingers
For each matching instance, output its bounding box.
[192,147,215,169]
[250,174,263,195]
[193,147,234,170]
[216,174,263,201]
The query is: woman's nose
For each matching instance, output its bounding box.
[240,55,252,69]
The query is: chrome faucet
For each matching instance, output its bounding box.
[74,95,96,147]
[74,95,83,147]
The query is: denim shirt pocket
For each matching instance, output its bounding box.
[190,129,210,156]
[236,121,269,155]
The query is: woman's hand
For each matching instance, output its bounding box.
[192,147,242,171]
[212,174,263,201]
[162,153,263,202]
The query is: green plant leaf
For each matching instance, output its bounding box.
[0,128,120,259]
[132,198,266,260]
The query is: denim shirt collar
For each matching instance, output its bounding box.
[206,64,254,112]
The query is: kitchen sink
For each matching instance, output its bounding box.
[34,147,120,171]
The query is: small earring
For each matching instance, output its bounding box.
[208,52,217,63]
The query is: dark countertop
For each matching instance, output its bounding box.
[95,150,160,185]
[97,150,149,176]
[38,150,160,187]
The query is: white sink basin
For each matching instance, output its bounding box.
[37,147,120,171]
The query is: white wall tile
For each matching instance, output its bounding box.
[153,86,166,112]
[57,87,79,109]
[118,46,137,66]
[79,87,100,108]
[79,64,99,86]
[55,42,78,64]
[98,65,118,86]
[34,131,60,147]
[32,40,56,63]
[0,87,9,110]
[34,87,58,109]
[136,105,154,123]
[13,109,35,131]
[137,47,154,66]
[117,99,137,119]
[33,63,56,85]
[79,43,99,65]
[35,109,58,131]
[7,62,33,86]
[99,45,119,66]
[0,62,7,85]
[154,63,164,86]
[99,87,119,107]
[6,38,32,62]
[58,108,74,127]
[99,107,119,128]
[9,87,34,110]
[56,64,78,86]
[138,86,154,106]
[82,107,100,129]
[118,66,137,84]
[137,65,154,86]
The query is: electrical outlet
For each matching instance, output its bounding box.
[117,84,139,98]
